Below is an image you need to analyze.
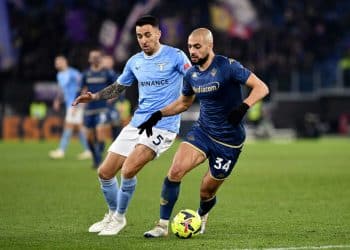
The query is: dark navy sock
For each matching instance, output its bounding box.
[97,141,105,155]
[198,196,217,216]
[93,141,105,167]
[160,177,180,220]
[88,141,99,167]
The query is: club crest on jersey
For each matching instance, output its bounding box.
[192,82,220,93]
[187,135,195,141]
[229,58,235,64]
[156,62,167,71]
[211,68,217,77]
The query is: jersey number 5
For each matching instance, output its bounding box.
[152,134,164,146]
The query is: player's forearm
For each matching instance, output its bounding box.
[244,75,269,107]
[94,82,127,100]
[161,95,195,117]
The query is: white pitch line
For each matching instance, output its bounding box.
[236,245,350,250]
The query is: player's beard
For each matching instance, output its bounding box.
[191,53,209,67]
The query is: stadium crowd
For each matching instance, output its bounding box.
[1,0,350,125]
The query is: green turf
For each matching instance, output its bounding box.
[0,138,349,249]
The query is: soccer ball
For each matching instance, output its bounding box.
[171,209,202,239]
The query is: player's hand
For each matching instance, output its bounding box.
[227,102,250,126]
[72,92,96,106]
[53,99,60,112]
[137,111,162,137]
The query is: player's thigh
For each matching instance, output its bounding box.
[98,151,126,179]
[167,142,207,181]
[200,171,225,200]
[96,124,110,141]
[108,124,140,157]
[119,126,177,178]
[96,111,111,140]
[64,122,75,130]
[121,144,156,178]
[86,128,96,142]
[65,106,84,125]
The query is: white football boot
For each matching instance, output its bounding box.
[199,213,209,234]
[49,149,65,159]
[98,213,127,236]
[144,223,168,238]
[77,150,92,160]
[88,211,114,233]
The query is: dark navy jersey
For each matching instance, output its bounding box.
[81,68,118,113]
[182,55,251,145]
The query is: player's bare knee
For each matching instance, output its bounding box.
[121,168,136,179]
[98,165,113,179]
[168,164,186,181]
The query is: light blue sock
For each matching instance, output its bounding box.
[59,128,73,151]
[99,177,119,211]
[78,130,89,151]
[117,176,137,214]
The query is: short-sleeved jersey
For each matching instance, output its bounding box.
[182,55,251,145]
[81,68,118,114]
[56,67,81,107]
[117,44,191,133]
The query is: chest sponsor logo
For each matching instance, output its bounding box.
[86,77,108,84]
[140,79,170,86]
[192,82,220,94]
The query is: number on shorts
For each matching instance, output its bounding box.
[152,134,164,146]
[213,157,231,172]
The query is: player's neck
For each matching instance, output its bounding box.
[145,43,161,56]
[198,53,215,71]
[91,65,102,71]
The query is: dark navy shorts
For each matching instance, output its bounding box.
[184,125,243,180]
[84,111,111,129]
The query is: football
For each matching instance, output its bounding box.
[171,209,202,239]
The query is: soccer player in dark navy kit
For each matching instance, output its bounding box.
[81,50,118,167]
[141,28,269,237]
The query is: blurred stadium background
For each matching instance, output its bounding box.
[0,1,350,249]
[1,0,350,139]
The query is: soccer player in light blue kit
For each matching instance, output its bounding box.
[49,55,91,160]
[141,28,269,237]
[72,15,191,236]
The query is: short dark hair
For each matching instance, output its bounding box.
[135,15,159,28]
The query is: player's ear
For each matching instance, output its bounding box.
[208,41,214,50]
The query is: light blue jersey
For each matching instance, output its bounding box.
[117,45,191,133]
[57,67,81,107]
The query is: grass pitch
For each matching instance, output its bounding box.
[0,137,349,249]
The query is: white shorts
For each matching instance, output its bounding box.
[65,106,84,125]
[108,124,177,157]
